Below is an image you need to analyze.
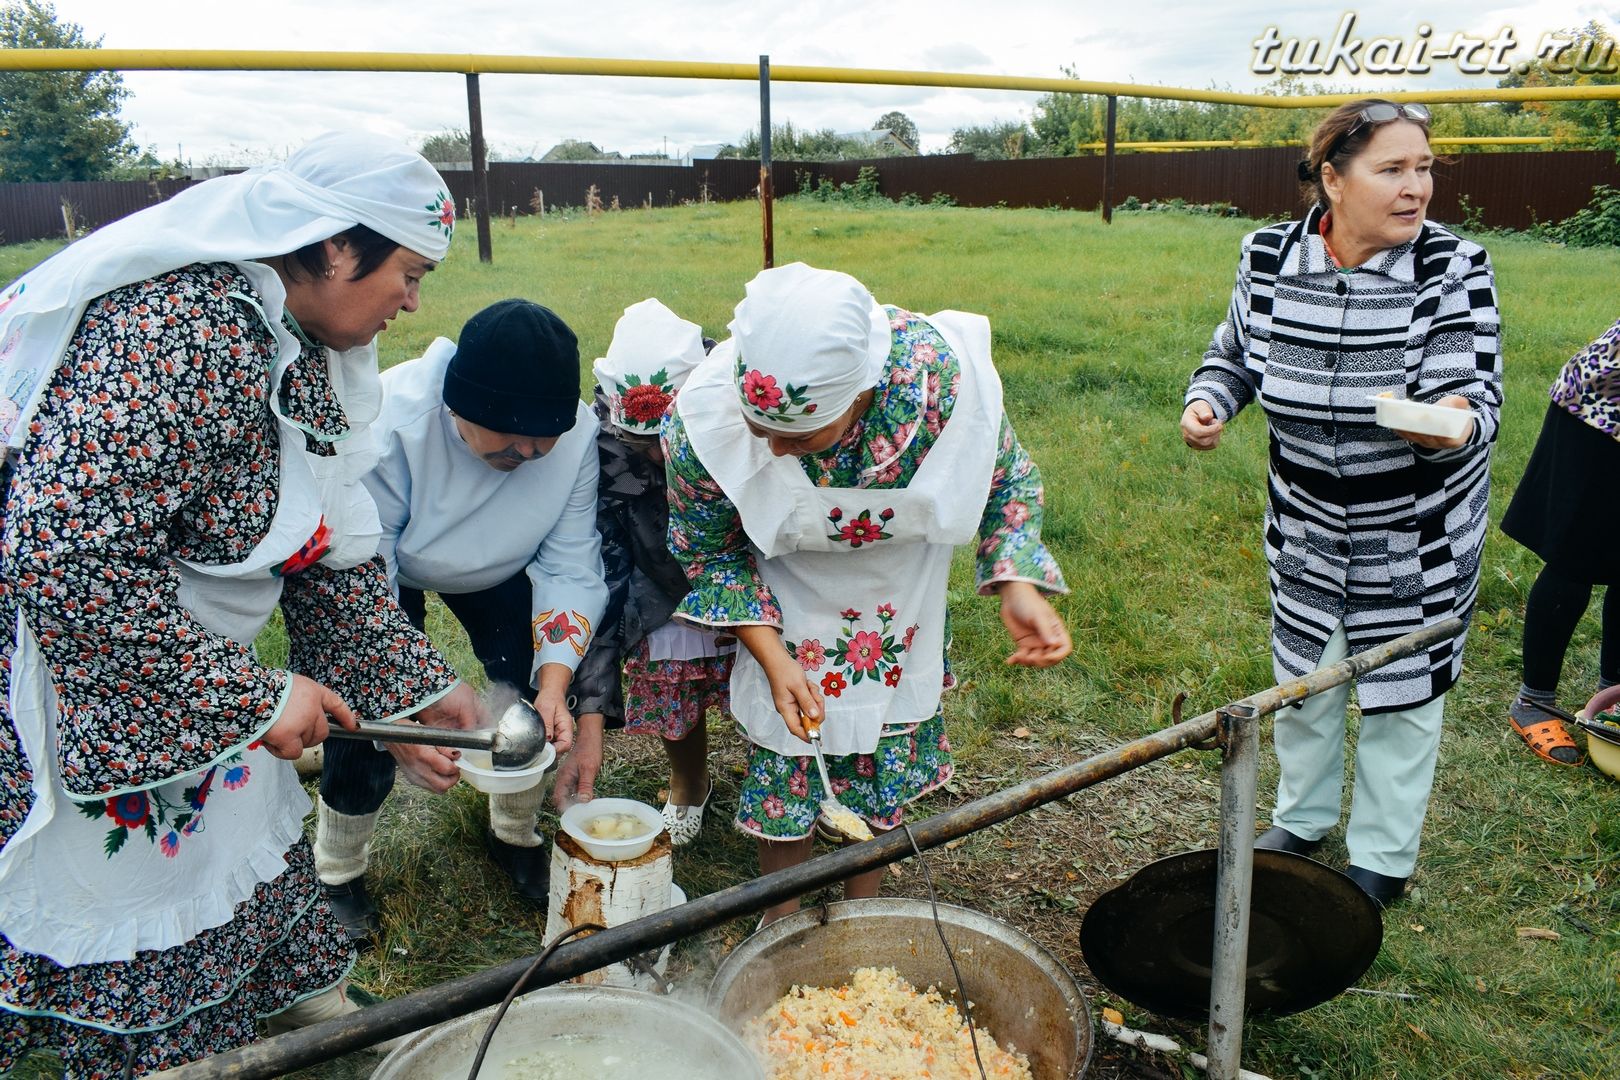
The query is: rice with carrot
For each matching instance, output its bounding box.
[744,966,1034,1080]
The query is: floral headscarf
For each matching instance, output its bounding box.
[731,262,890,433]
[591,298,705,434]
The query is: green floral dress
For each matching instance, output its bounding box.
[664,307,1066,839]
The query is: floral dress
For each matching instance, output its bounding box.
[664,307,1065,839]
[0,264,458,1078]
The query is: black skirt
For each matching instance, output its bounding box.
[1500,402,1620,585]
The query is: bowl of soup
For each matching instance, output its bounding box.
[370,985,763,1079]
[559,798,665,862]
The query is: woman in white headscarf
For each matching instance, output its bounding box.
[664,263,1071,925]
[0,132,480,1076]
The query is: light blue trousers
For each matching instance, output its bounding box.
[1271,626,1446,878]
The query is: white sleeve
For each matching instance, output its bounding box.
[525,421,607,678]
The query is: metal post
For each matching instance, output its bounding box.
[1207,702,1260,1079]
[759,54,774,269]
[1102,93,1118,223]
[466,72,493,264]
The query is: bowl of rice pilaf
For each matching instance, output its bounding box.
[709,898,1093,1079]
[746,965,1032,1079]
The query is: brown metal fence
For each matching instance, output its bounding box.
[3,148,1616,245]
[1,177,199,245]
[795,147,1620,230]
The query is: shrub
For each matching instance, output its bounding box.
[1547,184,1620,247]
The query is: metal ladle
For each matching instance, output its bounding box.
[325,699,550,770]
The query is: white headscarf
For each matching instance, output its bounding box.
[730,262,890,433]
[591,298,706,434]
[0,131,453,451]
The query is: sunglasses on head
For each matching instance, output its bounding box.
[1324,102,1431,162]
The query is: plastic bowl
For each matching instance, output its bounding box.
[1369,392,1473,439]
[456,740,555,795]
[560,798,665,862]
[1579,685,1620,780]
[1583,723,1620,780]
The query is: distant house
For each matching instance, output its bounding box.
[541,141,622,163]
[682,143,727,166]
[839,129,917,155]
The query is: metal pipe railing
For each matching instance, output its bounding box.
[6,49,1620,109]
[158,617,1462,1079]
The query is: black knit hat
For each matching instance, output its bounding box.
[443,299,580,437]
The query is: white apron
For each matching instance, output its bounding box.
[679,311,1002,758]
[0,263,374,966]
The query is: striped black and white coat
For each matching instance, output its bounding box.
[1186,208,1502,713]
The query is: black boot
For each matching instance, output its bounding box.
[1345,865,1407,908]
[486,832,550,907]
[1254,826,1323,855]
[319,878,380,946]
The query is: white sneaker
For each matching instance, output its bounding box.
[660,781,712,847]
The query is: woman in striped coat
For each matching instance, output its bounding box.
[1180,99,1502,908]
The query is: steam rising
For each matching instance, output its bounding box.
[481,681,523,728]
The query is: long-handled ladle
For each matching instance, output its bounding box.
[325,699,549,771]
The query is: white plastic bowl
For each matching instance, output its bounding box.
[560,798,665,861]
[1369,392,1472,439]
[456,740,555,795]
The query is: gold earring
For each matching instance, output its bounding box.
[324,266,337,280]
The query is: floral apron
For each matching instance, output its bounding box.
[680,312,1001,759]
[0,263,365,967]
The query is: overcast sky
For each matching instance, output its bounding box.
[41,1,1620,163]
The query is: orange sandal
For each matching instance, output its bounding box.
[1509,704,1584,766]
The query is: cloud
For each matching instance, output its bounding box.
[42,0,1618,163]
[922,44,995,70]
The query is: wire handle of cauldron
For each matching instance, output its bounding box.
[900,822,988,1080]
[465,921,606,1080]
[622,948,675,995]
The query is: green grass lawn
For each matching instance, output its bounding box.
[4,201,1618,1079]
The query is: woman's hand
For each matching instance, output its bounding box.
[534,663,576,755]
[768,654,824,742]
[389,681,479,794]
[553,712,603,810]
[262,674,355,759]
[1181,401,1225,450]
[1393,394,1475,450]
[385,741,462,793]
[412,681,483,730]
[996,582,1072,667]
[734,625,823,742]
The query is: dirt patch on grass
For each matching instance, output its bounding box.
[607,724,1228,1078]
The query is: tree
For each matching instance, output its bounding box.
[873,110,919,150]
[718,121,899,161]
[0,0,138,181]
[418,127,473,164]
[947,120,1035,159]
[1495,21,1619,149]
